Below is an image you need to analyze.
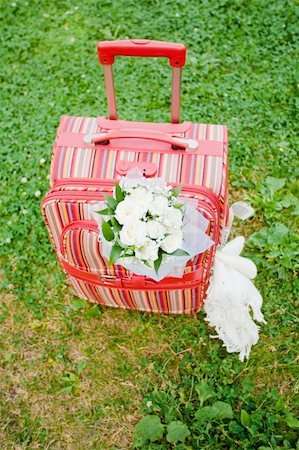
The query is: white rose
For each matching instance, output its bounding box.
[161,231,183,254]
[147,220,166,239]
[119,220,147,247]
[114,197,144,225]
[148,195,169,216]
[152,184,171,196]
[129,186,153,214]
[161,207,183,230]
[135,239,159,262]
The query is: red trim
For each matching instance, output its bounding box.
[61,257,204,291]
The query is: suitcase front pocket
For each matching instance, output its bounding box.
[60,218,207,314]
[59,220,206,290]
[42,180,220,313]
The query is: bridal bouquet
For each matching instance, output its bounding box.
[92,169,214,281]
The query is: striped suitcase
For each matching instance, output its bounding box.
[42,40,229,314]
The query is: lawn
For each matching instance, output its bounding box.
[0,0,298,448]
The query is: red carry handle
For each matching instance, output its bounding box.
[97,39,186,67]
[97,39,186,124]
[91,129,187,150]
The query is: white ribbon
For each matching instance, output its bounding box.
[204,236,266,361]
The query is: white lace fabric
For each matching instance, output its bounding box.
[204,236,266,361]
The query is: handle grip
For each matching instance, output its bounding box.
[91,129,187,150]
[97,39,186,67]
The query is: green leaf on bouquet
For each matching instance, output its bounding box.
[96,208,110,215]
[173,185,183,197]
[102,220,115,242]
[143,260,152,268]
[173,203,184,209]
[103,194,118,210]
[123,252,133,258]
[111,217,122,231]
[115,183,124,202]
[154,251,163,275]
[168,249,189,257]
[116,239,128,249]
[109,244,122,265]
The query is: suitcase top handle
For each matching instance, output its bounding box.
[97,39,187,124]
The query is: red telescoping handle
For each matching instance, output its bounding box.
[97,39,186,67]
[97,39,187,123]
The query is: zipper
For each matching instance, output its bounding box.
[43,179,219,289]
[42,190,107,208]
[42,178,220,240]
[52,178,115,190]
[49,178,220,215]
[52,177,219,206]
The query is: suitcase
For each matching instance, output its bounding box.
[42,40,229,314]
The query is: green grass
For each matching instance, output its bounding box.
[0,0,298,448]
